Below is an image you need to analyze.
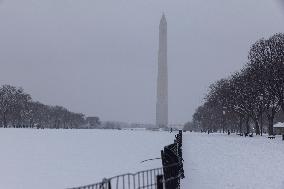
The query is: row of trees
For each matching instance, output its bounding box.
[191,33,284,136]
[0,85,86,129]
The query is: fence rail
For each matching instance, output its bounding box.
[161,130,184,189]
[67,130,184,189]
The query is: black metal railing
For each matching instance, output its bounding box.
[161,130,184,189]
[67,130,184,189]
[67,166,164,189]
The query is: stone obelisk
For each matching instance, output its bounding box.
[156,14,168,128]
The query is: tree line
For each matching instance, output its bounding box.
[190,33,284,136]
[0,84,86,129]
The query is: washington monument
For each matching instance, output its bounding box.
[156,14,168,128]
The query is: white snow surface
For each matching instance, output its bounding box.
[0,129,173,189]
[3,129,284,189]
[181,132,284,189]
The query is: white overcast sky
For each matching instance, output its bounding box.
[0,0,284,124]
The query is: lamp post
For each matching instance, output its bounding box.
[259,96,263,136]
[222,107,226,133]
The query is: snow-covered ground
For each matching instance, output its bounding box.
[181,132,284,189]
[0,129,173,189]
[3,129,284,189]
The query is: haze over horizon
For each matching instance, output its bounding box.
[0,0,284,124]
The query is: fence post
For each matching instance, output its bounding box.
[100,178,111,189]
[156,175,164,189]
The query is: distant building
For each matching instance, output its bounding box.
[130,123,156,129]
[273,122,284,135]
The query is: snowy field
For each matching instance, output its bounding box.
[3,129,284,189]
[0,129,173,189]
[181,132,284,189]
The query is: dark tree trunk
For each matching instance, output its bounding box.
[222,116,225,133]
[260,111,263,136]
[268,115,274,136]
[267,107,277,136]
[29,119,34,128]
[245,116,250,134]
[254,119,260,135]
[3,113,7,128]
[239,116,243,133]
[281,103,284,113]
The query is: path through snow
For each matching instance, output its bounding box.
[181,133,284,189]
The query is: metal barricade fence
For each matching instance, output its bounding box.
[161,130,184,189]
[67,130,184,189]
